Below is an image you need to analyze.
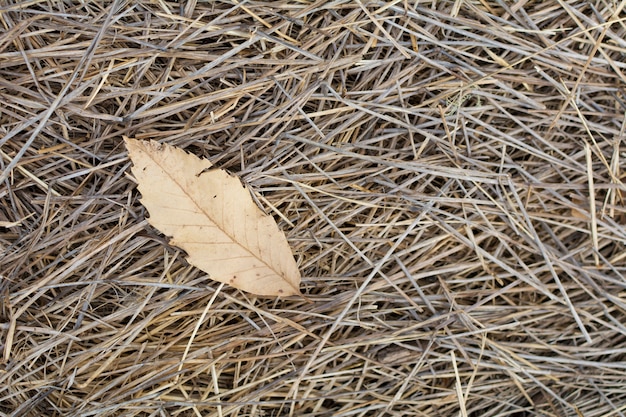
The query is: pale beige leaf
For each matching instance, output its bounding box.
[124,137,301,296]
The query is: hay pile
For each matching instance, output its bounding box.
[1,1,626,416]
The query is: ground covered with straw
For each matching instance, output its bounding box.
[1,1,626,416]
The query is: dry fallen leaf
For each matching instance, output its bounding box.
[124,137,301,296]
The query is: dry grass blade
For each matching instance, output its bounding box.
[1,1,625,416]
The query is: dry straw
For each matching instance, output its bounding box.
[1,1,626,416]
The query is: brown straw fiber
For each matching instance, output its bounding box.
[1,1,626,416]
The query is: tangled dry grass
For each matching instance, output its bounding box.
[1,1,626,416]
